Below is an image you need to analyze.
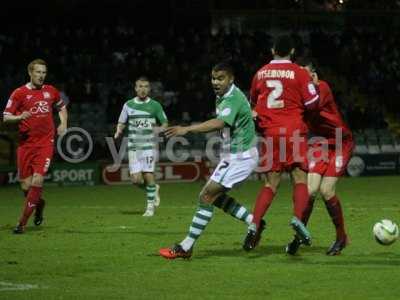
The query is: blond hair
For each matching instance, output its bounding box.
[27,59,47,73]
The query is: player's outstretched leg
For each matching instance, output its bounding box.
[13,224,25,234]
[293,183,310,224]
[143,184,156,217]
[286,195,317,255]
[251,186,275,228]
[154,184,161,207]
[324,195,348,255]
[326,235,349,256]
[213,194,253,225]
[243,219,266,251]
[33,198,46,226]
[159,244,193,259]
[212,193,264,251]
[286,172,321,254]
[243,186,274,251]
[159,202,214,259]
[285,235,302,255]
[244,173,280,251]
[290,168,312,245]
[320,177,348,255]
[290,216,311,246]
[14,185,43,234]
[13,190,29,233]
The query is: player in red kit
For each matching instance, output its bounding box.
[286,59,354,256]
[243,35,319,251]
[3,59,68,234]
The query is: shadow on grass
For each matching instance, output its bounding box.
[0,224,50,233]
[62,229,186,235]
[296,253,400,267]
[195,244,327,259]
[119,210,144,215]
[189,244,400,267]
[195,252,400,267]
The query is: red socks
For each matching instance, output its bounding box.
[253,183,346,243]
[302,197,315,225]
[252,187,275,228]
[293,183,309,220]
[19,186,43,226]
[325,196,346,241]
[253,184,310,228]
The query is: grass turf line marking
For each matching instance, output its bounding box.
[0,281,40,291]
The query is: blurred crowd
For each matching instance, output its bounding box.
[1,17,398,132]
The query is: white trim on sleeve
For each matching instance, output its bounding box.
[304,95,319,106]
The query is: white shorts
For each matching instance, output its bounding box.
[128,149,157,174]
[210,147,259,188]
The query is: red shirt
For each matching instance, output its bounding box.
[250,60,319,136]
[3,84,65,147]
[306,80,352,144]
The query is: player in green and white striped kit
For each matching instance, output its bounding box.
[114,77,168,217]
[159,62,259,259]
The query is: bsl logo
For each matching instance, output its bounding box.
[30,101,50,114]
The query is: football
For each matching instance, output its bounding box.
[373,219,399,245]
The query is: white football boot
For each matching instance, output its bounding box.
[142,204,155,217]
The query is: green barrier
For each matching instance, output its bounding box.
[0,162,100,186]
[347,154,400,177]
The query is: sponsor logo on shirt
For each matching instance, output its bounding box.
[43,91,51,99]
[220,107,231,117]
[26,95,33,100]
[30,100,50,114]
[308,83,317,95]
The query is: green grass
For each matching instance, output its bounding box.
[1,176,400,299]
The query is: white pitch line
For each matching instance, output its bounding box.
[0,281,40,291]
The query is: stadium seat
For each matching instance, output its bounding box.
[379,135,396,153]
[354,134,368,154]
[366,136,381,154]
[364,128,377,139]
[394,138,400,153]
[376,128,391,136]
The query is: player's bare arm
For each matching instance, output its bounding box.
[165,119,224,137]
[153,122,169,135]
[57,106,68,136]
[3,111,31,123]
[114,123,126,139]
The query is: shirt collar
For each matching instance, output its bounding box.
[134,97,150,104]
[270,59,292,64]
[26,83,42,90]
[217,84,235,100]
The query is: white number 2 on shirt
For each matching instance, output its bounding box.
[266,80,284,109]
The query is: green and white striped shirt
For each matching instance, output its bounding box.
[118,97,168,150]
[216,84,256,154]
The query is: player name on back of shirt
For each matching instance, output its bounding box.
[257,69,295,80]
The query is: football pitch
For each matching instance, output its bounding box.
[0,176,399,299]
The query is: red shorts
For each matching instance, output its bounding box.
[258,135,308,172]
[17,146,54,179]
[308,138,354,177]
